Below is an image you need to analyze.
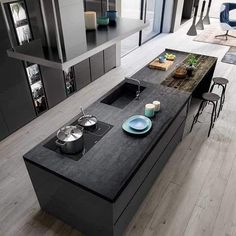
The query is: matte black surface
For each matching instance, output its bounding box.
[0,110,8,141]
[101,82,145,109]
[104,44,116,73]
[40,66,66,108]
[0,8,36,134]
[90,51,104,81]
[24,80,190,202]
[114,121,186,236]
[74,58,91,90]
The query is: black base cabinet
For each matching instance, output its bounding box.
[0,110,8,141]
[24,102,188,236]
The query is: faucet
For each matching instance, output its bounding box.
[125,77,141,100]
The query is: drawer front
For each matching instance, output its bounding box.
[113,102,188,221]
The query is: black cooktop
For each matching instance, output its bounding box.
[44,121,113,161]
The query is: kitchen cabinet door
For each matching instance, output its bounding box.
[0,8,36,134]
[40,66,67,108]
[104,45,116,73]
[0,110,9,141]
[90,51,104,81]
[74,59,91,90]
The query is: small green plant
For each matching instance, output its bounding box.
[187,54,198,67]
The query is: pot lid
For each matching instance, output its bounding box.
[78,115,97,127]
[57,126,83,142]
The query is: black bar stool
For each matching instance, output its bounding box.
[190,92,220,137]
[210,77,229,117]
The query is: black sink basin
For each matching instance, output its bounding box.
[101,82,145,109]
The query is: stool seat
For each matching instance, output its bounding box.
[202,92,220,102]
[213,77,229,85]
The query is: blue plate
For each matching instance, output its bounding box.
[122,115,152,135]
[128,116,149,131]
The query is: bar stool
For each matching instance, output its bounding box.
[190,92,220,137]
[210,77,229,117]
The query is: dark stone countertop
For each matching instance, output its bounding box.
[24,78,190,202]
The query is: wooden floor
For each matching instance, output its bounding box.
[1,17,236,236]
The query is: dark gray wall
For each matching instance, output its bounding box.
[84,0,116,16]
[25,0,47,47]
[74,59,91,90]
[0,8,36,136]
[90,51,104,81]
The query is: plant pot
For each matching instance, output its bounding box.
[187,66,194,77]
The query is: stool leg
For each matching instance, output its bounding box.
[209,82,216,92]
[190,101,204,133]
[218,84,226,117]
[208,101,216,137]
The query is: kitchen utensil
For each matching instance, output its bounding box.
[122,116,152,135]
[78,107,98,131]
[128,115,149,131]
[174,67,187,79]
[56,125,84,154]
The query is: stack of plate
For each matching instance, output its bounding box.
[122,115,152,135]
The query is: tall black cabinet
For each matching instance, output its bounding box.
[0,7,36,137]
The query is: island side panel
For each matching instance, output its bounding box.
[24,161,113,236]
[193,60,217,98]
[114,118,187,236]
[113,101,189,222]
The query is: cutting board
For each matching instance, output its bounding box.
[148,59,174,71]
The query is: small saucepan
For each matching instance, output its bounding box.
[78,107,98,131]
[56,125,84,154]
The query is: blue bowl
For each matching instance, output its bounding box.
[106,10,117,21]
[128,116,148,131]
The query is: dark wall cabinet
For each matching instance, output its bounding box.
[40,67,67,108]
[74,59,91,90]
[104,45,116,73]
[90,51,104,81]
[0,8,36,137]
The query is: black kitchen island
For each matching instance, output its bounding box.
[23,49,217,236]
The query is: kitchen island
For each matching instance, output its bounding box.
[23,49,217,236]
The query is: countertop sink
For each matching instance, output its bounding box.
[100,82,145,109]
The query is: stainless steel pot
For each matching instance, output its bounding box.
[55,125,84,154]
[78,107,98,131]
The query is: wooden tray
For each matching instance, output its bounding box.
[148,59,174,71]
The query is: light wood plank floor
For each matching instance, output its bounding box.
[1,18,236,236]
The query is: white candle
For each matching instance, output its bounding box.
[84,11,97,30]
[153,101,161,112]
[145,104,155,118]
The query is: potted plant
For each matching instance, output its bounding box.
[186,54,197,76]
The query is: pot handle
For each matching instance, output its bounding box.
[55,139,66,147]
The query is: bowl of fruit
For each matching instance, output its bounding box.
[165,53,176,61]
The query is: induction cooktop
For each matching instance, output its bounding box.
[44,120,113,161]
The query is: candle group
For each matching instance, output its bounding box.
[144,101,161,118]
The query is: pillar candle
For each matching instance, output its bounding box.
[84,11,97,30]
[153,101,161,112]
[145,104,155,118]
